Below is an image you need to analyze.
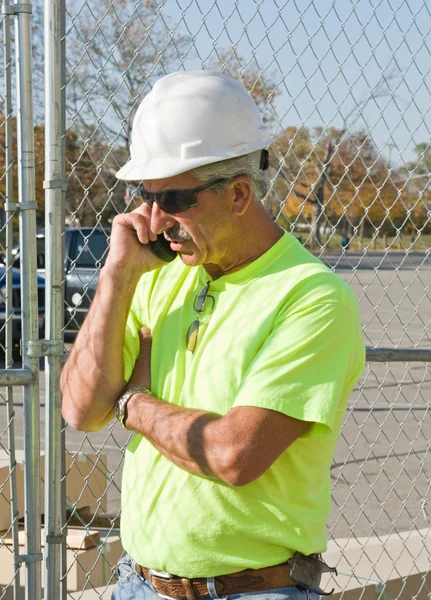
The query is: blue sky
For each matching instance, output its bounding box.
[153,0,431,166]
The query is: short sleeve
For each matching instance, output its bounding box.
[233,301,365,437]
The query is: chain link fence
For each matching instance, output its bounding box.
[0,0,431,599]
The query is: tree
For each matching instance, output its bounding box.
[65,129,126,227]
[268,66,401,247]
[206,52,279,126]
[2,0,281,227]
[0,112,45,228]
[60,0,191,224]
[0,112,123,228]
[269,125,408,247]
[65,0,190,146]
[399,143,431,236]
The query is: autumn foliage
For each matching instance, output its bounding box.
[269,126,430,243]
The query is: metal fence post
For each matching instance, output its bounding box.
[14,0,42,598]
[2,1,21,597]
[44,0,66,597]
[59,3,67,598]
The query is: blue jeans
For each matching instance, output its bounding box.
[111,555,320,600]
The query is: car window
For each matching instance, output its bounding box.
[12,236,45,269]
[74,234,108,268]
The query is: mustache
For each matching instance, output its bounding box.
[164,224,192,242]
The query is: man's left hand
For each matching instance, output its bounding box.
[127,327,152,390]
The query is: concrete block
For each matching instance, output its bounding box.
[64,452,109,515]
[0,451,108,533]
[64,530,122,591]
[0,528,122,593]
[322,528,431,599]
[9,526,101,550]
[0,459,24,532]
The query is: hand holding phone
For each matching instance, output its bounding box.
[150,235,178,262]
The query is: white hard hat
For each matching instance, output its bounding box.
[116,70,272,181]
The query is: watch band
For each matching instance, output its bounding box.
[115,385,152,429]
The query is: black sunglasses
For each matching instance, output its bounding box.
[134,178,229,215]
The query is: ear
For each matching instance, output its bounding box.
[230,177,253,216]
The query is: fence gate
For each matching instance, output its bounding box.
[1,0,431,599]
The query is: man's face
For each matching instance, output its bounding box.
[141,172,238,268]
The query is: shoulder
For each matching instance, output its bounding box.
[271,235,360,319]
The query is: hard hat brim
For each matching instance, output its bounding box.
[116,141,272,182]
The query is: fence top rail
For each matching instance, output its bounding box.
[0,369,35,386]
[366,348,431,362]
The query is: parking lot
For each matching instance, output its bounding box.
[0,250,430,542]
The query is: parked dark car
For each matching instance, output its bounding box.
[62,228,109,334]
[12,227,109,339]
[0,265,45,344]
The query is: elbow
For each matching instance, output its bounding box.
[216,449,263,487]
[61,400,105,433]
[223,471,257,488]
[61,404,89,432]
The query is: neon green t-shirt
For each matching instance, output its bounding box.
[121,230,365,577]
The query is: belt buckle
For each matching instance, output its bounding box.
[148,568,177,600]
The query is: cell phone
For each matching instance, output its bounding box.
[150,235,178,263]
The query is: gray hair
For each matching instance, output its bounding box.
[189,150,270,201]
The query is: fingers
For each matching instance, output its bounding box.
[138,326,152,352]
[113,210,157,245]
[131,203,158,242]
[128,326,152,390]
[107,203,167,274]
[138,327,152,388]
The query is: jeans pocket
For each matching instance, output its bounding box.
[227,586,320,599]
[116,554,136,581]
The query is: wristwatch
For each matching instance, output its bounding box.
[115,385,151,429]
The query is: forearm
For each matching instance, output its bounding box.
[61,264,141,431]
[125,392,230,480]
[125,392,309,486]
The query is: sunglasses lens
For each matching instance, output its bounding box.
[138,185,153,207]
[194,283,210,311]
[186,320,200,353]
[138,183,206,214]
[159,190,197,214]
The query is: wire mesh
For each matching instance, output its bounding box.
[55,2,431,598]
[1,0,431,598]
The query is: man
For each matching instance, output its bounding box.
[61,71,365,600]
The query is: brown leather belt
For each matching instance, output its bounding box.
[135,561,297,600]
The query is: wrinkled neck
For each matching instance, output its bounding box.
[204,213,283,280]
